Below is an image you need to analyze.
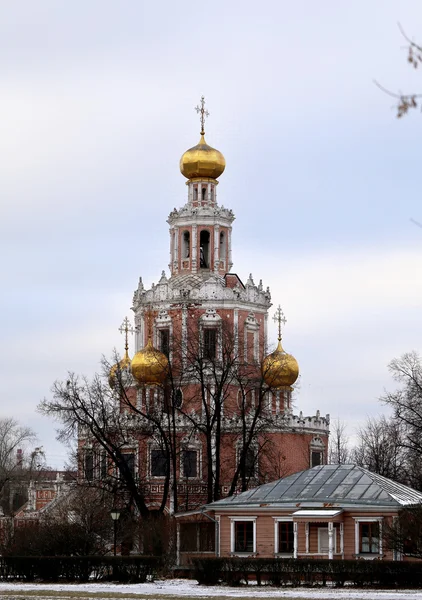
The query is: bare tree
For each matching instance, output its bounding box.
[0,418,39,515]
[329,419,350,464]
[376,25,422,117]
[352,415,407,482]
[384,505,422,559]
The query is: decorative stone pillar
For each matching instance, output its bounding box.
[305,522,310,554]
[192,225,197,273]
[214,225,220,272]
[328,522,334,560]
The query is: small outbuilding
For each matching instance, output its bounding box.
[177,464,422,564]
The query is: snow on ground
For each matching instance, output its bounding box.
[1,579,422,599]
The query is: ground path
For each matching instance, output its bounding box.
[1,579,422,600]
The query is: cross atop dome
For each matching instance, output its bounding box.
[195,95,209,136]
[273,305,287,342]
[119,317,134,354]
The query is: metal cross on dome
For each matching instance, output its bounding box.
[273,305,287,342]
[118,317,134,353]
[195,95,209,135]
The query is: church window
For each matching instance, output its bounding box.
[150,448,168,477]
[311,450,322,467]
[219,231,226,261]
[160,329,170,357]
[84,451,94,481]
[199,230,210,268]
[244,446,256,478]
[203,328,217,360]
[123,453,135,478]
[173,388,183,408]
[100,452,108,479]
[183,231,190,258]
[194,187,198,200]
[201,187,206,201]
[182,450,198,478]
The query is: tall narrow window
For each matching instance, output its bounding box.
[151,449,168,477]
[311,451,322,467]
[84,451,94,481]
[201,187,206,201]
[183,450,198,478]
[203,329,217,360]
[235,522,254,553]
[100,453,108,479]
[160,329,170,357]
[123,453,135,478]
[219,231,226,261]
[278,522,294,553]
[244,446,256,478]
[199,230,210,268]
[183,231,190,258]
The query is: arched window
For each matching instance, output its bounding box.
[193,187,198,201]
[199,230,210,268]
[201,187,206,201]
[182,231,190,258]
[219,231,226,262]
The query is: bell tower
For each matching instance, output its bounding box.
[168,97,234,278]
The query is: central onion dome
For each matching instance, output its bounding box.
[180,134,226,180]
[131,338,169,386]
[109,350,131,388]
[262,339,299,389]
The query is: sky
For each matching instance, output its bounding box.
[1,1,421,469]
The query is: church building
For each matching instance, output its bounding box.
[99,98,330,527]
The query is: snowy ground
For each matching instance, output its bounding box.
[1,579,422,599]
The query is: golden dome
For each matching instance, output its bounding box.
[180,134,226,180]
[109,351,131,388]
[262,340,299,389]
[131,338,169,386]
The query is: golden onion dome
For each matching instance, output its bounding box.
[180,134,226,180]
[262,340,299,389]
[109,350,132,388]
[131,338,169,386]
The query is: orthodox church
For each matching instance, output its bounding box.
[105,98,330,519]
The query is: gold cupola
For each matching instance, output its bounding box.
[262,307,299,389]
[131,337,169,387]
[180,96,226,180]
[109,350,131,389]
[109,317,134,388]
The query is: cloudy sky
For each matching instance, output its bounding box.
[1,1,421,468]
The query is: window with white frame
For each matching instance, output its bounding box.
[354,518,382,556]
[310,436,325,468]
[275,519,294,554]
[230,517,257,554]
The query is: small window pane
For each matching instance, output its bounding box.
[151,449,168,477]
